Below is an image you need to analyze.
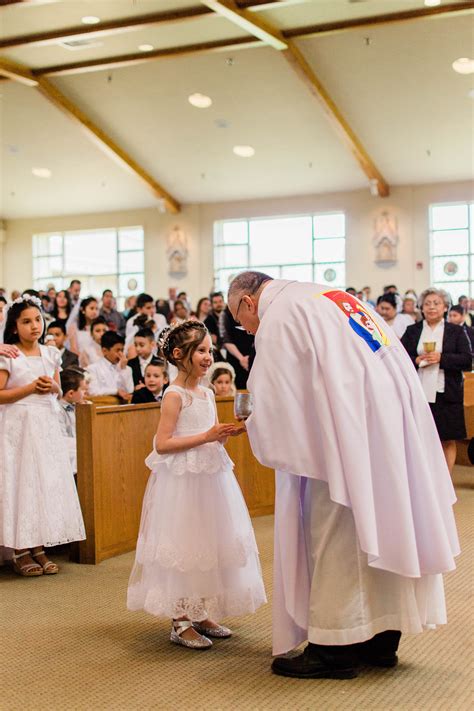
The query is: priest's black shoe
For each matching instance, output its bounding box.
[355,631,401,668]
[271,645,358,679]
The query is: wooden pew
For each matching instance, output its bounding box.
[456,371,474,465]
[76,397,274,564]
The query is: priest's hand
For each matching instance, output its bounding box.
[228,423,247,436]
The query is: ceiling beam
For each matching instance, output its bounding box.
[24,2,472,79]
[34,77,180,212]
[0,56,38,85]
[205,0,389,196]
[201,0,287,50]
[0,1,285,50]
[34,36,261,77]
[1,0,469,51]
[283,42,389,197]
[0,6,212,50]
[0,56,181,210]
[285,1,474,40]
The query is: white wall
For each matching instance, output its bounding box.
[3,180,473,303]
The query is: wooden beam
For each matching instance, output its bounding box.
[0,6,212,50]
[34,76,180,213]
[285,1,474,40]
[201,0,287,49]
[204,0,389,195]
[31,1,472,78]
[0,57,38,86]
[0,1,284,50]
[33,36,261,77]
[283,42,389,197]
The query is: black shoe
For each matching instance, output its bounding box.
[271,646,358,679]
[356,631,401,668]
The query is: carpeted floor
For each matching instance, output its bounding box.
[1,469,472,711]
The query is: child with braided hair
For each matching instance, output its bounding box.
[127,320,266,649]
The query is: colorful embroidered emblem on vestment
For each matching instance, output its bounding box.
[320,290,390,352]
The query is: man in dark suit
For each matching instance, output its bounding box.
[204,292,226,362]
[46,320,79,369]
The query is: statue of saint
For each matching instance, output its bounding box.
[167,226,188,277]
[373,211,399,267]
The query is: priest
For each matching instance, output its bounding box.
[227,272,459,680]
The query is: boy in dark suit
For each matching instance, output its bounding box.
[46,320,79,369]
[131,360,168,404]
[127,327,156,388]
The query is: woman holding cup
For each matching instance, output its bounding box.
[401,288,472,473]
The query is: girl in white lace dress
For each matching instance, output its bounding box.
[0,297,86,576]
[127,321,266,649]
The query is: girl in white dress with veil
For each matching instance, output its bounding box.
[127,321,266,649]
[0,296,85,576]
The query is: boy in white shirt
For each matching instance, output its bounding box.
[87,331,134,400]
[58,367,88,473]
[125,293,167,353]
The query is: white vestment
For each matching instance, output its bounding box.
[245,280,460,655]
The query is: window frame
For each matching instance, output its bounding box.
[429,201,473,299]
[32,225,145,307]
[214,211,346,293]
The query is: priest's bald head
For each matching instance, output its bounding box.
[228,271,273,335]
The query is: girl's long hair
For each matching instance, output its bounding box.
[3,300,44,345]
[78,297,98,331]
[52,289,72,320]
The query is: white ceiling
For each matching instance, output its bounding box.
[0,0,473,219]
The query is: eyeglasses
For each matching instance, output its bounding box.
[234,296,248,326]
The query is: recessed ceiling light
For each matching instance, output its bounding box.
[424,0,441,7]
[138,44,154,52]
[81,16,100,25]
[233,145,255,158]
[452,57,474,75]
[188,93,212,109]
[32,167,52,178]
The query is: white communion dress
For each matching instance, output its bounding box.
[0,346,86,550]
[127,384,266,621]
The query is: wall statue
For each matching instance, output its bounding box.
[167,226,188,277]
[373,210,399,268]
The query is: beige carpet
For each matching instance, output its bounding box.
[1,469,472,711]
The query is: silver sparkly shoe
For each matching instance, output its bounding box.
[193,622,233,638]
[170,620,213,650]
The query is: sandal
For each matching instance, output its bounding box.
[12,550,43,577]
[31,550,59,575]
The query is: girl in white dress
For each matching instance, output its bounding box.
[68,296,99,358]
[127,321,266,649]
[79,316,108,368]
[0,296,86,576]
